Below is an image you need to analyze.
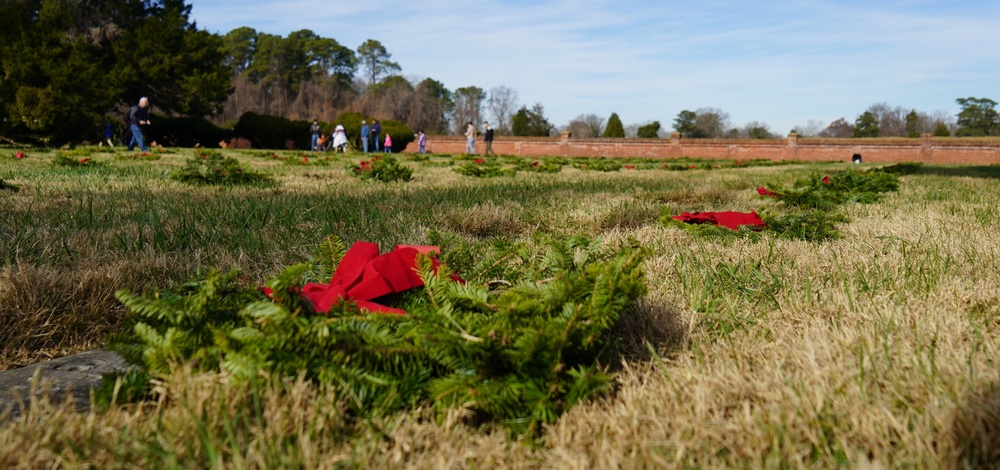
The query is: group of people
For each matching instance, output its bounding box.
[358,119,388,153]
[309,118,434,155]
[311,119,353,152]
[310,118,398,153]
[464,121,495,156]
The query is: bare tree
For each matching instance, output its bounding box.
[792,119,826,137]
[741,121,774,139]
[694,107,731,138]
[565,113,605,138]
[452,86,486,134]
[819,118,854,138]
[487,86,518,135]
[866,103,907,137]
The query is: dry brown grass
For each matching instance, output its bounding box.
[2,151,999,467]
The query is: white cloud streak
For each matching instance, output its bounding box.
[190,0,1000,132]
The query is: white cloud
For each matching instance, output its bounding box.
[189,0,1000,132]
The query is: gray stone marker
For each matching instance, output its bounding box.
[0,349,132,418]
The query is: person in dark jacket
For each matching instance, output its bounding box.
[310,119,321,151]
[127,97,151,152]
[483,121,495,156]
[371,119,382,153]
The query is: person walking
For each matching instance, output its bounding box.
[418,130,426,154]
[332,124,348,152]
[483,121,495,156]
[464,122,476,154]
[360,120,370,153]
[127,97,151,152]
[310,119,321,151]
[371,119,382,153]
[104,123,115,147]
[384,134,393,153]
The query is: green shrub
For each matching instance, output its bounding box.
[333,111,365,150]
[146,114,232,148]
[108,236,647,436]
[171,152,277,187]
[233,112,312,150]
[380,119,415,153]
[348,155,413,182]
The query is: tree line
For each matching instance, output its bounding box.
[2,0,997,146]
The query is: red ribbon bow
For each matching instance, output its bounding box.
[756,187,777,197]
[672,211,765,231]
[265,242,461,315]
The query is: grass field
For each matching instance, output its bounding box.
[0,148,998,467]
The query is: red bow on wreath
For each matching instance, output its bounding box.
[672,211,765,231]
[264,242,462,315]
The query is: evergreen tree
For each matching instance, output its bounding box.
[636,121,661,139]
[955,97,998,136]
[602,112,625,138]
[673,110,705,137]
[853,111,880,138]
[0,0,230,144]
[511,104,553,137]
[933,122,951,137]
[905,110,921,138]
[357,39,400,86]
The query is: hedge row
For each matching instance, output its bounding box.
[132,112,413,151]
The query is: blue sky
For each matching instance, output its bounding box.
[188,0,1000,133]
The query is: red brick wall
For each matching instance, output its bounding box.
[405,133,1000,165]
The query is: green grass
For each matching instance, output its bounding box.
[1,149,999,467]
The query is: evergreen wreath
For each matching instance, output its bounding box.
[108,235,646,436]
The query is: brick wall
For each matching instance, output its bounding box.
[404,133,1000,165]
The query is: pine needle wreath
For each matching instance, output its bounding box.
[171,152,277,187]
[664,167,901,241]
[108,235,647,436]
[572,158,623,172]
[349,155,414,182]
[453,159,517,177]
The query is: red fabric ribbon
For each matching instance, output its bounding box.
[672,211,765,230]
[756,187,777,197]
[264,242,460,315]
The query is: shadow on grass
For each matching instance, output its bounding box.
[611,297,688,362]
[951,380,1000,468]
[913,165,1000,179]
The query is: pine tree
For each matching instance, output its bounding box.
[853,111,880,138]
[602,112,625,138]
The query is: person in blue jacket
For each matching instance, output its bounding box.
[371,119,382,153]
[360,120,370,153]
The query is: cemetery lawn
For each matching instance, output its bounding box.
[0,148,998,467]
